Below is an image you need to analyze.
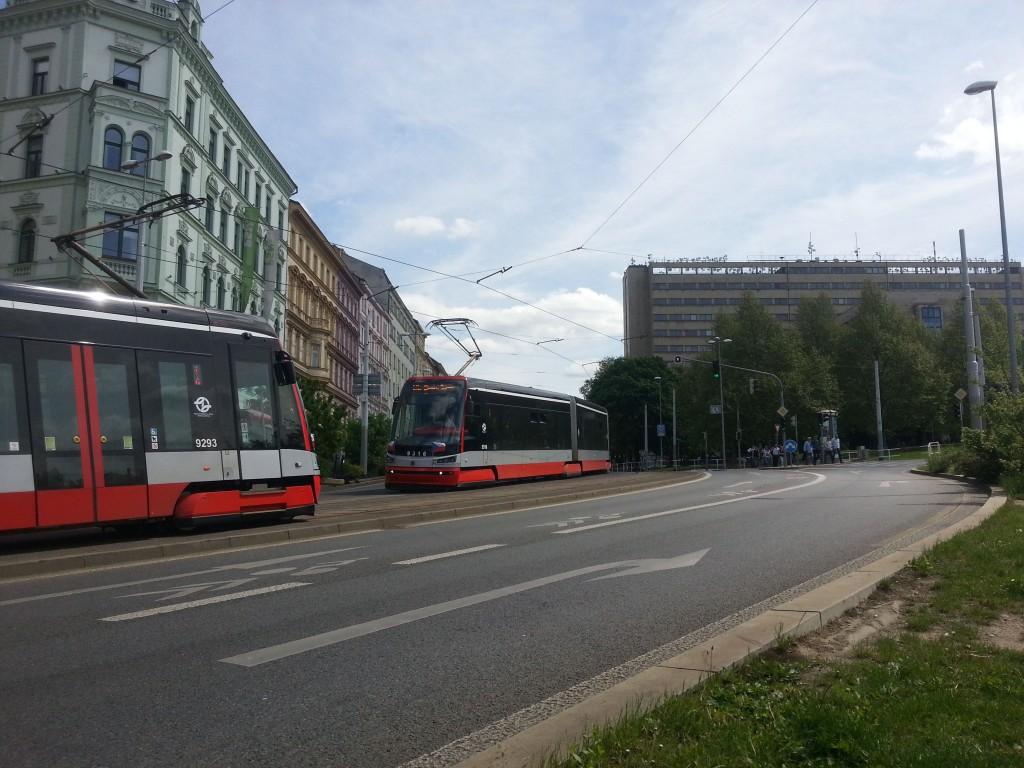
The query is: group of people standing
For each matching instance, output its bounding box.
[802,436,842,464]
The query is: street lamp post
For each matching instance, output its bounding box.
[654,376,663,466]
[965,80,1019,394]
[709,336,731,469]
[121,151,173,296]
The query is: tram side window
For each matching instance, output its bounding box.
[0,359,28,454]
[138,354,220,450]
[234,359,277,450]
[577,408,608,451]
[277,384,305,450]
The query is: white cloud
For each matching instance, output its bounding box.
[965,60,984,73]
[393,215,480,239]
[609,271,623,280]
[394,216,446,236]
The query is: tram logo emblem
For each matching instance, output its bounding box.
[192,396,213,415]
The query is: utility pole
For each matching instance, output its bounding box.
[643,402,648,460]
[960,230,984,429]
[874,359,884,452]
[359,303,369,475]
[671,387,677,469]
[971,288,986,390]
[716,341,727,469]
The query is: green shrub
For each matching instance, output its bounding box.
[955,393,1024,484]
[1000,473,1024,499]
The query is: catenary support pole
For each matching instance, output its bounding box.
[874,359,885,452]
[643,402,648,458]
[960,230,984,429]
[717,344,727,469]
[671,387,677,468]
[360,308,369,475]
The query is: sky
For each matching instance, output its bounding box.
[201,0,1024,396]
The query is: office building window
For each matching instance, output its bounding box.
[921,305,942,330]
[112,60,141,91]
[208,127,218,161]
[18,219,36,264]
[102,212,139,261]
[129,133,150,176]
[184,95,195,134]
[103,125,124,170]
[180,168,191,197]
[24,135,43,178]
[31,58,49,95]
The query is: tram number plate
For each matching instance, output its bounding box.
[195,438,219,449]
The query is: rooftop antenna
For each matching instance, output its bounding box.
[807,233,815,258]
[874,250,882,262]
[854,232,861,260]
[426,318,482,375]
[933,240,937,259]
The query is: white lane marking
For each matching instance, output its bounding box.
[248,567,297,576]
[406,472,712,528]
[100,583,310,622]
[588,548,709,581]
[724,481,753,488]
[0,547,366,607]
[292,557,368,576]
[221,550,708,667]
[879,480,910,488]
[120,578,257,601]
[393,545,505,566]
[553,472,827,535]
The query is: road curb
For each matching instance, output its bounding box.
[0,474,705,581]
[452,480,1007,768]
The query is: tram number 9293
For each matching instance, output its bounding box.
[195,437,219,449]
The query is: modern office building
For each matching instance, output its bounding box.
[0,0,295,331]
[624,257,1024,360]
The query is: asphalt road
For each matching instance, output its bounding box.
[0,463,985,768]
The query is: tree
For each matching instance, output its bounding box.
[297,377,348,477]
[341,412,392,476]
[582,356,679,461]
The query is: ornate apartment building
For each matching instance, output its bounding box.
[624,257,1024,361]
[0,0,295,330]
[285,202,360,413]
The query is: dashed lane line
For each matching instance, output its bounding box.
[99,583,310,622]
[393,545,505,566]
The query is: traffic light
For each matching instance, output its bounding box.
[712,360,721,379]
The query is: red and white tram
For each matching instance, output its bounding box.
[0,282,320,532]
[386,376,610,489]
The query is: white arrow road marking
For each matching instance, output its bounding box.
[879,480,910,488]
[220,549,710,668]
[553,472,827,535]
[118,578,257,601]
[393,545,504,566]
[292,557,369,576]
[724,481,753,488]
[100,583,310,622]
[588,548,709,581]
[0,546,368,607]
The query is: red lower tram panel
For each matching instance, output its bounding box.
[174,484,317,520]
[385,460,610,489]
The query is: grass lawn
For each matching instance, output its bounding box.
[549,502,1024,768]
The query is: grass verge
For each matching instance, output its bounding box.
[549,501,1024,768]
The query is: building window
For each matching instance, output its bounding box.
[31,57,49,96]
[255,181,262,209]
[222,144,231,177]
[184,95,195,134]
[129,133,150,176]
[112,60,141,91]
[310,343,320,370]
[277,209,284,234]
[24,135,43,178]
[243,168,250,197]
[232,284,239,311]
[205,202,215,232]
[275,260,283,290]
[102,212,139,261]
[208,127,218,161]
[175,246,187,287]
[180,168,191,197]
[102,125,124,170]
[236,160,243,188]
[264,194,272,222]
[921,305,942,330]
[217,275,226,309]
[18,219,36,264]
[219,207,228,243]
[201,265,211,305]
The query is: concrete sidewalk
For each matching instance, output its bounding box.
[0,471,705,581]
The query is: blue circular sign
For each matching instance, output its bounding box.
[784,439,798,453]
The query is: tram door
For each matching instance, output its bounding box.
[24,341,148,527]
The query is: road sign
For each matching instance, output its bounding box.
[954,388,968,401]
[656,423,666,437]
[776,406,789,418]
[784,439,798,453]
[709,404,722,415]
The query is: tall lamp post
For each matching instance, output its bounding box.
[121,151,173,296]
[654,376,663,466]
[709,336,731,469]
[965,80,1019,394]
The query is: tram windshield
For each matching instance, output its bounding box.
[390,380,465,456]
